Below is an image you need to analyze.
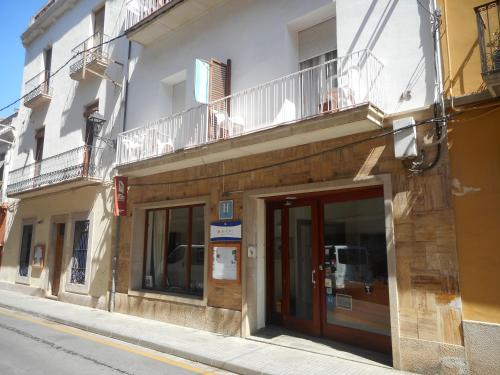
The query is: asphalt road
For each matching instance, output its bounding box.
[0,307,232,375]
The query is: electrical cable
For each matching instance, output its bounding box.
[128,114,453,188]
[0,33,126,114]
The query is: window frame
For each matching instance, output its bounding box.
[65,212,93,294]
[15,218,36,284]
[142,203,205,298]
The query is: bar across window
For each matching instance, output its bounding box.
[70,220,90,284]
[143,205,205,297]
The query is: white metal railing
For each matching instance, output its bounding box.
[117,105,208,165]
[70,32,110,75]
[24,70,52,104]
[126,0,174,30]
[7,146,104,195]
[116,50,383,166]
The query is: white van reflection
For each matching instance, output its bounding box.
[166,244,204,294]
[330,245,372,289]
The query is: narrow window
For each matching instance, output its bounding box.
[0,152,6,181]
[70,220,90,284]
[44,47,52,91]
[19,224,34,277]
[143,205,205,297]
[35,128,45,162]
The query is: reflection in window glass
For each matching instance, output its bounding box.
[143,205,205,297]
[144,210,166,289]
[323,197,390,336]
[19,224,33,277]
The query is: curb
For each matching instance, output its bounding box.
[0,301,258,375]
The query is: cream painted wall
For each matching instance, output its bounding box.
[0,185,113,305]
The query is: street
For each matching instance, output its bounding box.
[0,307,231,375]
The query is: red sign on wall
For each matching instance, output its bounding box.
[114,176,128,216]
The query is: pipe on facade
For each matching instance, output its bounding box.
[109,40,132,313]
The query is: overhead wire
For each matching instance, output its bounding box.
[0,33,126,114]
[129,114,453,188]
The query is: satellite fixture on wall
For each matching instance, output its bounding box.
[393,117,418,159]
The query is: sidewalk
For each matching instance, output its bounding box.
[0,289,409,375]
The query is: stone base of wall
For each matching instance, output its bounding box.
[58,291,108,310]
[114,292,241,336]
[399,337,467,374]
[463,320,500,375]
[0,281,44,297]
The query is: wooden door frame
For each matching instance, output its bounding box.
[265,199,321,336]
[51,222,66,297]
[265,186,392,353]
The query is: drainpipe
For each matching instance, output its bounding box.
[109,40,132,313]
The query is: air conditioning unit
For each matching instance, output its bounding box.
[393,117,417,159]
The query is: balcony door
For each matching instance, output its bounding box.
[51,223,65,297]
[266,188,391,353]
[93,6,105,47]
[34,128,44,182]
[84,101,98,176]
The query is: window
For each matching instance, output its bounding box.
[143,205,205,297]
[35,128,44,162]
[0,152,5,181]
[19,224,34,277]
[70,220,90,284]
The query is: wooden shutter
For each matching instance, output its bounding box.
[209,59,231,139]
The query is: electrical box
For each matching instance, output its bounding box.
[393,117,418,159]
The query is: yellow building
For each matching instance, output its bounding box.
[440,0,500,373]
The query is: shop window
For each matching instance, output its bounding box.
[143,204,205,297]
[70,220,90,284]
[19,224,34,277]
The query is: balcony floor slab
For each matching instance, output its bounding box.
[7,177,103,199]
[117,103,384,177]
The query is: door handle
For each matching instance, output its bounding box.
[312,269,316,286]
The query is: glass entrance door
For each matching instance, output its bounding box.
[267,201,320,336]
[266,187,391,353]
[320,188,391,353]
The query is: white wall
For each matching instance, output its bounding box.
[12,0,129,175]
[126,0,435,132]
[336,0,435,113]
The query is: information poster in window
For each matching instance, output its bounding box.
[209,242,241,284]
[212,247,237,280]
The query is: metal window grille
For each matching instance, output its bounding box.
[70,220,90,284]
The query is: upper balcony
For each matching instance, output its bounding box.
[7,146,104,198]
[70,32,110,81]
[116,50,384,177]
[23,70,52,109]
[475,0,500,96]
[125,0,227,45]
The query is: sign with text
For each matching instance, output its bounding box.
[113,176,128,216]
[210,221,241,241]
[218,200,233,220]
[212,246,238,281]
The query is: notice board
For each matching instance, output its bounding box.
[209,242,241,284]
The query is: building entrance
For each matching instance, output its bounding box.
[266,187,391,353]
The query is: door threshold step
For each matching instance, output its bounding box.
[45,295,58,301]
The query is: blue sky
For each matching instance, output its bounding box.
[0,1,47,118]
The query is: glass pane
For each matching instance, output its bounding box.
[70,220,90,284]
[190,206,205,296]
[166,207,189,292]
[323,197,390,336]
[288,206,313,320]
[19,225,33,277]
[273,209,282,313]
[144,210,166,289]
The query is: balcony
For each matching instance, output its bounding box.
[70,33,110,81]
[23,71,52,109]
[7,146,104,198]
[116,50,384,176]
[125,0,227,45]
[475,1,500,96]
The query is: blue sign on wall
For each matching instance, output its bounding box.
[210,220,242,241]
[218,200,234,220]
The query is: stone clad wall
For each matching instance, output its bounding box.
[115,121,465,372]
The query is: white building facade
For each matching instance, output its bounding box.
[0,0,127,309]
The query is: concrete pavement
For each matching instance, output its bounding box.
[0,289,410,375]
[0,307,228,374]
